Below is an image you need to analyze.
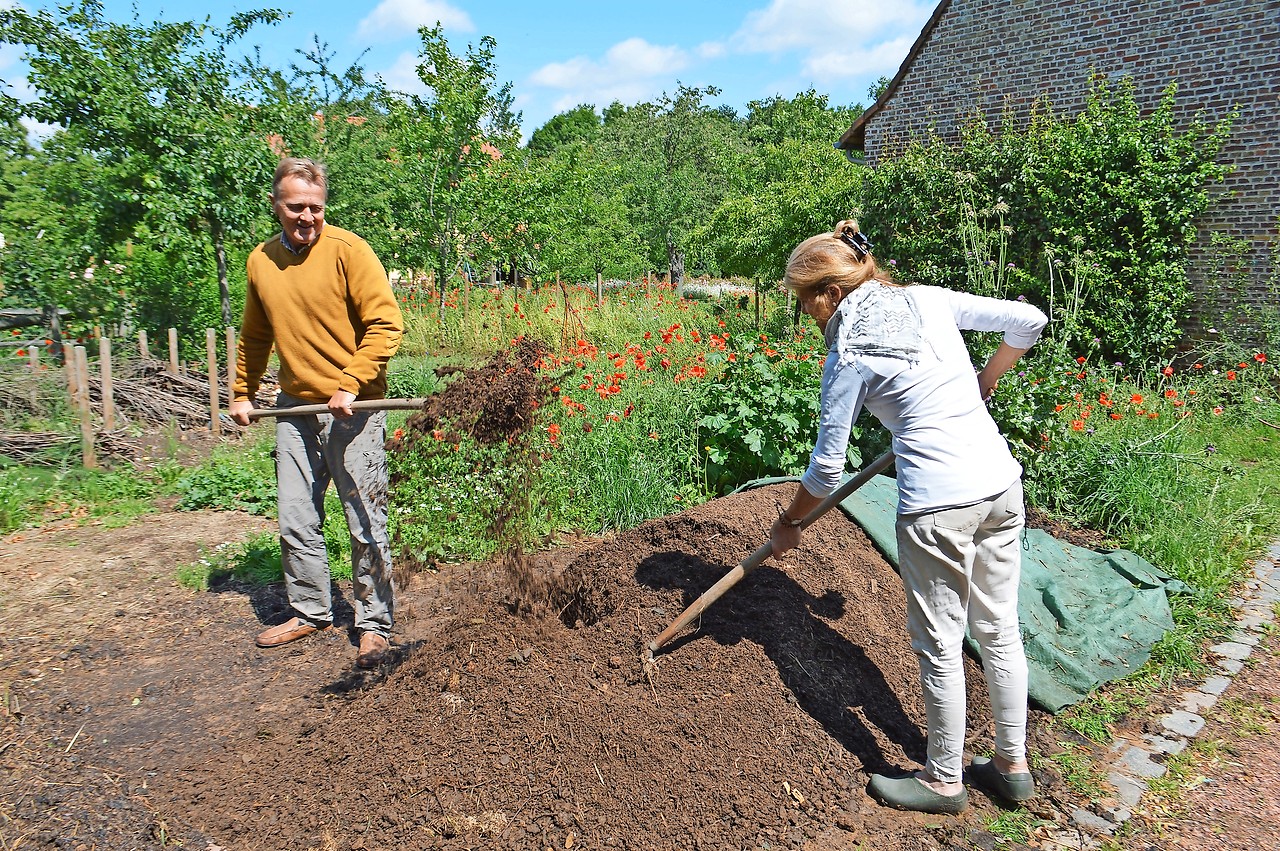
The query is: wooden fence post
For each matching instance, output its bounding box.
[225,326,236,409]
[28,345,39,408]
[139,329,149,359]
[206,328,220,436]
[64,343,79,400]
[100,336,115,430]
[168,328,179,374]
[74,345,97,469]
[595,271,603,304]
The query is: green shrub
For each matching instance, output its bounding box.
[862,76,1232,366]
[698,333,825,494]
[388,434,524,564]
[175,437,276,515]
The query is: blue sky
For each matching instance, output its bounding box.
[2,0,938,139]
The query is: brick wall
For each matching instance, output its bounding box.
[862,0,1280,338]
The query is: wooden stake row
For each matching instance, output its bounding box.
[60,326,241,466]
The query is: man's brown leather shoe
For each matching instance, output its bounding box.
[255,617,329,648]
[356,632,390,668]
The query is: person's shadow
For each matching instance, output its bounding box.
[209,571,358,644]
[637,551,926,775]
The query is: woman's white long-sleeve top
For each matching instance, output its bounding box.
[799,282,1048,515]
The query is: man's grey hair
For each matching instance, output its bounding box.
[271,157,328,199]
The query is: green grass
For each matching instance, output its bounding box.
[1041,740,1108,796]
[0,460,162,533]
[985,809,1052,845]
[177,531,284,590]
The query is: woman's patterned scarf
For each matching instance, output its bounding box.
[823,280,925,365]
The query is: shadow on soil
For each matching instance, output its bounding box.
[636,550,927,776]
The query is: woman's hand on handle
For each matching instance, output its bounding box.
[769,484,822,560]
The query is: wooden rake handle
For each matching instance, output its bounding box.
[644,450,896,661]
[245,398,428,419]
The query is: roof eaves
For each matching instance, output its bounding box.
[835,0,954,152]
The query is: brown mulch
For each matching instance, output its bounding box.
[2,489,1074,851]
[16,340,1256,850]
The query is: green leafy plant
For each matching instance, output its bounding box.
[698,334,825,494]
[388,433,525,564]
[174,438,276,515]
[862,75,1232,367]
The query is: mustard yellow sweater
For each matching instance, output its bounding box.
[234,225,404,403]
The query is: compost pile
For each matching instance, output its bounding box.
[168,486,1007,850]
[153,340,1019,851]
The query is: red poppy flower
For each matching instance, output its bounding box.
[1255,352,1267,364]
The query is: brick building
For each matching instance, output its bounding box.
[837,0,1280,332]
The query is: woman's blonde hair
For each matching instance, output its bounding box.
[784,219,890,295]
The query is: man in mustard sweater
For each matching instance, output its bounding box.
[229,158,404,669]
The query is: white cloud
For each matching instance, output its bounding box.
[802,33,918,84]
[697,41,727,60]
[527,37,689,111]
[355,0,474,43]
[377,50,430,95]
[722,0,932,98]
[733,0,931,53]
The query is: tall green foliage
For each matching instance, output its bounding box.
[861,78,1231,365]
[697,91,866,282]
[386,25,520,298]
[599,86,747,284]
[0,1,288,328]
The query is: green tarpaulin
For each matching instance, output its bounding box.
[740,475,1181,712]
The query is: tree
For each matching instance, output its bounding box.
[697,91,865,285]
[0,2,286,327]
[386,25,519,307]
[526,104,601,156]
[600,85,746,288]
[533,144,643,286]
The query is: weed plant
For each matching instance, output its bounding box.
[176,531,283,590]
[174,435,276,514]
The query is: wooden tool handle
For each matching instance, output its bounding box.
[245,398,427,419]
[646,450,895,658]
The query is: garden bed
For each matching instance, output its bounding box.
[1,488,1086,851]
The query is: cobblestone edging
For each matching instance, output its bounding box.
[1043,542,1280,848]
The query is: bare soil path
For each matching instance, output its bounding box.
[1119,630,1280,850]
[1,493,1275,851]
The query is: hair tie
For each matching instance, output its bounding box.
[837,229,874,261]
